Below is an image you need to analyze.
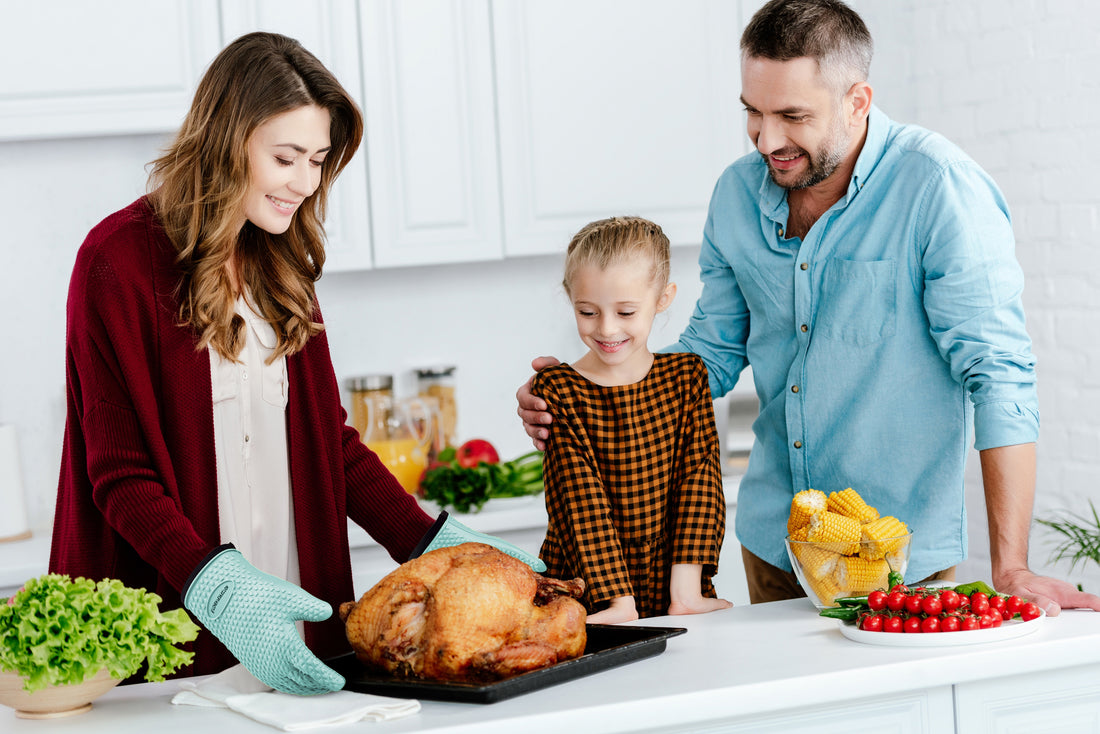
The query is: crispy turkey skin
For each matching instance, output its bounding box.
[339,543,587,681]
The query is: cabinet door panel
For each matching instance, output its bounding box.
[954,662,1100,733]
[361,0,504,267]
[493,0,742,256]
[221,0,373,271]
[0,1,220,141]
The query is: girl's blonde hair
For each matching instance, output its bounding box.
[563,216,671,297]
[147,32,364,362]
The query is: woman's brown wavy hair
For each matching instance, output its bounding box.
[147,32,363,362]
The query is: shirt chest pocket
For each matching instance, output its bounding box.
[249,318,289,409]
[817,258,897,346]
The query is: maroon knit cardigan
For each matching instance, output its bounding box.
[49,197,435,678]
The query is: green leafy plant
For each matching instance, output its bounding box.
[1036,500,1100,584]
[1,574,200,692]
[421,447,544,514]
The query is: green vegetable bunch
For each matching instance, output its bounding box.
[1,574,200,692]
[421,448,544,514]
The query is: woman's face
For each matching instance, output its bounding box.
[241,104,332,234]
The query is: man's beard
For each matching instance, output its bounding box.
[764,119,849,191]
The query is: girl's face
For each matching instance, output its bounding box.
[241,104,332,234]
[569,254,675,383]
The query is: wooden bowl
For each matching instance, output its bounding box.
[0,668,121,719]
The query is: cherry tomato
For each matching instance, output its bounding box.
[867,590,888,612]
[961,615,981,631]
[921,595,943,616]
[1005,595,1024,615]
[904,594,924,615]
[940,615,961,632]
[903,616,923,633]
[1020,602,1041,621]
[886,591,907,612]
[979,614,994,629]
[938,589,960,611]
[883,615,903,633]
[920,616,941,633]
[988,595,1006,614]
[890,584,910,595]
[970,592,990,615]
[988,612,1003,628]
[860,614,884,632]
[1000,608,1013,621]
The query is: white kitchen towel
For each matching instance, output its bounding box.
[171,664,420,730]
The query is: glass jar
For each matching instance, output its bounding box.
[416,366,457,450]
[347,374,393,444]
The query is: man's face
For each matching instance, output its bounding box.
[740,55,853,191]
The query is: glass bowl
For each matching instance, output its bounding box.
[785,532,912,609]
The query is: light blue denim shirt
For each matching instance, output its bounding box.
[674,106,1039,581]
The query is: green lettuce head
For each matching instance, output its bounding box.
[0,574,199,692]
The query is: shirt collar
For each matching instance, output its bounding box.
[758,104,890,217]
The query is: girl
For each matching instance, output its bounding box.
[533,216,731,623]
[49,31,540,695]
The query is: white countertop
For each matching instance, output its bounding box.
[5,598,1098,733]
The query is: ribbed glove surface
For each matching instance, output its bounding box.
[421,514,547,572]
[183,547,345,696]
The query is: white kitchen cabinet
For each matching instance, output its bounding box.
[492,0,744,256]
[220,0,375,272]
[0,0,221,141]
[954,662,1100,733]
[359,0,505,268]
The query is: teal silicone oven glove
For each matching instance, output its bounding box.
[182,545,345,696]
[411,511,547,572]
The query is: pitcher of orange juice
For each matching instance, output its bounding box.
[361,396,435,495]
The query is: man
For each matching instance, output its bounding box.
[517,0,1100,615]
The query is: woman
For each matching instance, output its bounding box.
[49,32,539,696]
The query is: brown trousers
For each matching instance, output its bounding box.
[741,546,956,604]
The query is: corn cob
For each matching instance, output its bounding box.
[860,515,910,560]
[804,570,843,607]
[789,524,809,542]
[787,489,827,536]
[807,511,862,555]
[791,542,839,580]
[827,487,879,524]
[834,555,890,594]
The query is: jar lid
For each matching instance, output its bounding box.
[416,365,456,379]
[347,374,393,391]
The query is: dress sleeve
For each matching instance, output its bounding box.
[670,357,726,572]
[534,371,634,607]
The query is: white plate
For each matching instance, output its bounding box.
[838,609,1044,646]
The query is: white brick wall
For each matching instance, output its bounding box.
[854,0,1100,592]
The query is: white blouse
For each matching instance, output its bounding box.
[209,295,301,588]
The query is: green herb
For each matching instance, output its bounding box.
[818,606,860,621]
[1036,500,1100,576]
[952,580,997,596]
[0,574,200,692]
[421,450,544,514]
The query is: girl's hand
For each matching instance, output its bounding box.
[586,595,639,625]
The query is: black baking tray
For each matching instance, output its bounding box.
[327,623,687,704]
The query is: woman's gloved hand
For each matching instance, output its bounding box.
[182,545,345,696]
[411,511,547,572]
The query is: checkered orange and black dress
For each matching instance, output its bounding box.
[532,352,726,618]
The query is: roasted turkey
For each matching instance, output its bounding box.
[339,543,587,681]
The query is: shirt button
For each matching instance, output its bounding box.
[778,226,784,237]
[800,324,808,332]
[244,434,250,443]
[242,369,249,381]
[791,385,800,393]
[800,262,809,271]
[793,441,803,449]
